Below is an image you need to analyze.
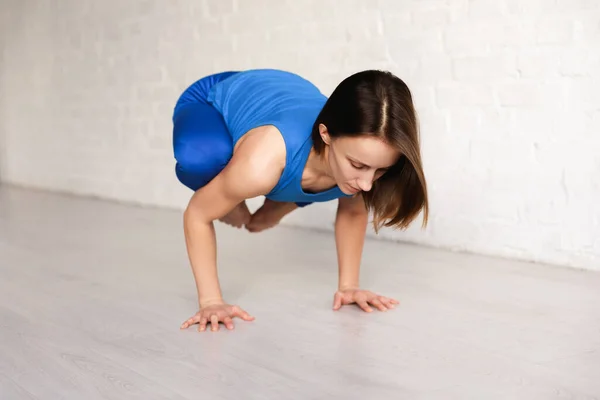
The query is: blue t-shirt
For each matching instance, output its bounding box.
[206,69,349,204]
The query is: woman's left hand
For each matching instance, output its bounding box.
[332,288,399,312]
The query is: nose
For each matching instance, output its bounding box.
[357,169,378,192]
[358,181,372,192]
[357,176,374,192]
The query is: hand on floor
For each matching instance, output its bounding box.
[332,288,399,312]
[180,302,255,332]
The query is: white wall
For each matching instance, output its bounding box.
[1,0,599,271]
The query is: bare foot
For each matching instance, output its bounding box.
[245,199,298,233]
[219,201,251,228]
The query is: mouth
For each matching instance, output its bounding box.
[347,184,360,194]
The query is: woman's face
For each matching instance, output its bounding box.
[319,125,402,195]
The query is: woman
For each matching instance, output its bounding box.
[174,69,429,332]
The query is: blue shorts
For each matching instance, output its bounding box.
[171,72,311,206]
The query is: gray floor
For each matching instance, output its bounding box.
[1,184,599,400]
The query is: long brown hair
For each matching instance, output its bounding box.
[312,70,429,232]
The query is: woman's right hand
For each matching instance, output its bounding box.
[180,301,255,332]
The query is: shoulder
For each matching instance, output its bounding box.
[227,125,287,193]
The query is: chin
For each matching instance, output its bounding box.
[337,184,351,195]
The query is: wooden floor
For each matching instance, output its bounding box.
[1,184,599,399]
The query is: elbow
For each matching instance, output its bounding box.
[183,203,210,226]
[183,203,195,220]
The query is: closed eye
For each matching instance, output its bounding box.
[349,159,368,169]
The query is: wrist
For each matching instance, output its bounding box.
[338,270,360,291]
[338,283,359,291]
[199,297,225,308]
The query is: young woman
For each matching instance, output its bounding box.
[174,69,429,332]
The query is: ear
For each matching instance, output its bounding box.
[318,124,331,145]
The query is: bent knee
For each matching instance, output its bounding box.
[174,141,231,175]
[172,101,234,188]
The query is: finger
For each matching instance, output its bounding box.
[370,298,387,312]
[240,311,255,321]
[333,293,343,310]
[223,316,234,330]
[180,315,200,329]
[209,315,220,331]
[198,317,208,332]
[381,297,396,308]
[232,306,255,321]
[386,297,400,308]
[357,300,373,313]
[377,296,398,306]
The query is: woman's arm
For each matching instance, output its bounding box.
[334,194,369,290]
[182,127,285,307]
[332,194,399,312]
[184,127,281,306]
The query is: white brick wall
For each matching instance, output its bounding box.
[1,0,599,271]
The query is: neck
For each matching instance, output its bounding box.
[305,147,332,180]
[301,147,336,192]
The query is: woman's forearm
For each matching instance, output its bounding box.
[334,208,369,290]
[183,208,224,307]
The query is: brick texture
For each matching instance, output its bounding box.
[0,0,598,270]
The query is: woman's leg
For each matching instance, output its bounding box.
[173,71,240,189]
[172,101,251,227]
[173,102,233,190]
